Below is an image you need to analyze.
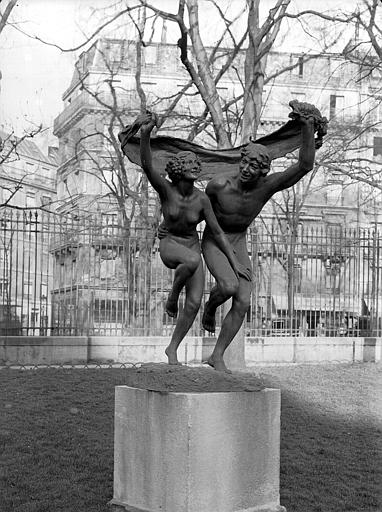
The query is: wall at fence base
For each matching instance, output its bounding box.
[0,336,88,365]
[363,337,382,363]
[0,336,381,366]
[245,337,369,364]
[88,336,204,365]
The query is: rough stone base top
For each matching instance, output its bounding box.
[122,362,265,393]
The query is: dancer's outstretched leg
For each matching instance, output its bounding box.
[165,262,204,364]
[202,283,236,332]
[207,279,251,372]
[165,262,198,318]
[201,233,239,333]
[202,229,252,372]
[160,236,200,319]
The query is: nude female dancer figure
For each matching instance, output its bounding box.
[137,112,251,365]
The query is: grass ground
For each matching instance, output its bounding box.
[0,363,381,512]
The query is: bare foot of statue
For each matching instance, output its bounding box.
[165,296,178,318]
[165,346,182,365]
[202,302,216,333]
[205,356,232,374]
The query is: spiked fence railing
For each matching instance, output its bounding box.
[0,207,380,337]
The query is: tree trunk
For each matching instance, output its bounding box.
[0,0,18,36]
[186,0,231,148]
[242,58,267,143]
[241,0,266,143]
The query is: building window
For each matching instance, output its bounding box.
[324,256,342,293]
[144,46,157,65]
[23,281,33,298]
[292,56,304,77]
[298,57,304,76]
[0,279,8,297]
[326,180,344,206]
[25,191,35,208]
[141,81,158,105]
[217,86,229,100]
[329,94,344,120]
[104,41,123,64]
[41,195,51,206]
[31,310,39,326]
[373,136,382,156]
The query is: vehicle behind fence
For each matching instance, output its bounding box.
[1,207,381,337]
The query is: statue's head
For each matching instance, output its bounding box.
[165,151,201,183]
[239,142,271,185]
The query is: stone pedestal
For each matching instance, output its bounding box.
[110,385,285,512]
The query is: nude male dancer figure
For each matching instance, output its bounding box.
[202,102,327,372]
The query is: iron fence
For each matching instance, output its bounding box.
[0,207,381,337]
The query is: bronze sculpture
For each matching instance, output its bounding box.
[119,101,327,372]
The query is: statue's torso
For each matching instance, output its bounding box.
[209,177,270,233]
[162,187,204,236]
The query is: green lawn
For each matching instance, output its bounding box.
[0,363,381,512]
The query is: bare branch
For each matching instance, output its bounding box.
[0,0,18,36]
[9,5,141,53]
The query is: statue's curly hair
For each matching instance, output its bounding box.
[241,142,271,170]
[165,151,201,183]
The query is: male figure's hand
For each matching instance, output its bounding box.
[289,100,328,149]
[157,222,169,240]
[236,262,252,282]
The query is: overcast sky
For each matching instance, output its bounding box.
[0,0,356,150]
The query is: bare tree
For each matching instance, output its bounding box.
[0,1,53,210]
[0,0,18,37]
[0,126,47,208]
[135,0,286,146]
[12,1,342,150]
[136,0,342,147]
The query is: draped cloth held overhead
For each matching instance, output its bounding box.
[118,120,302,180]
[118,101,327,181]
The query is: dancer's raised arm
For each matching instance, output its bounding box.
[266,101,327,193]
[138,112,168,199]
